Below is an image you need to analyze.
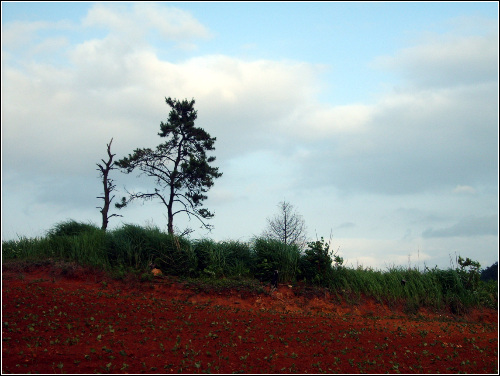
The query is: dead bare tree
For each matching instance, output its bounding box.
[96,138,122,230]
[263,201,308,249]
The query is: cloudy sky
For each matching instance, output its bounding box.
[2,2,498,270]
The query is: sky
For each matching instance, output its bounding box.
[2,2,498,271]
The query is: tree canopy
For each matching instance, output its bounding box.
[115,97,222,235]
[480,261,498,282]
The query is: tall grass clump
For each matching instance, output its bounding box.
[223,240,252,277]
[421,257,487,314]
[2,220,108,268]
[106,224,158,268]
[336,258,496,313]
[46,222,102,267]
[328,266,390,304]
[251,237,301,283]
[2,221,496,313]
[46,220,100,238]
[192,239,217,276]
[2,236,53,260]
[58,227,108,268]
[45,220,108,268]
[193,239,252,278]
[107,224,196,276]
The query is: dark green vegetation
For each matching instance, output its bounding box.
[3,220,497,315]
[481,261,498,282]
[114,97,222,235]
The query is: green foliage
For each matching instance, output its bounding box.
[192,239,216,276]
[44,220,107,267]
[2,221,108,268]
[222,240,252,277]
[480,261,498,282]
[193,239,227,278]
[156,236,197,277]
[476,279,498,309]
[107,223,195,276]
[47,220,100,238]
[251,238,301,283]
[300,237,343,286]
[2,236,53,260]
[2,224,497,312]
[115,97,222,234]
[140,271,154,282]
[457,256,481,291]
[193,239,252,278]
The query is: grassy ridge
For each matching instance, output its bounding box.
[2,220,497,313]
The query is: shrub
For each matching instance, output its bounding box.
[456,256,481,291]
[192,239,216,275]
[153,234,196,277]
[47,220,100,238]
[106,224,155,268]
[251,238,301,283]
[300,237,343,286]
[480,261,498,282]
[221,240,252,276]
[107,224,196,276]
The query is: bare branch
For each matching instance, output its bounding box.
[96,138,120,230]
[263,201,308,249]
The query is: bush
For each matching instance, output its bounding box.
[107,224,196,276]
[456,256,481,291]
[480,261,498,282]
[106,224,155,268]
[47,220,100,238]
[300,237,343,286]
[2,237,53,260]
[153,234,196,277]
[192,239,216,275]
[3,220,497,313]
[192,239,253,278]
[251,237,301,283]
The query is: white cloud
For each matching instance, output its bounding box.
[3,16,496,203]
[373,25,498,88]
[284,103,375,140]
[422,215,498,238]
[453,185,477,195]
[2,6,497,270]
[332,238,432,271]
[134,3,212,41]
[294,26,498,195]
[82,3,212,45]
[1,20,73,49]
[83,3,136,32]
[2,14,328,232]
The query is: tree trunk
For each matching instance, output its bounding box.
[97,138,119,231]
[167,182,175,235]
[101,175,110,231]
[167,208,174,235]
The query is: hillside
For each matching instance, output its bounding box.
[2,261,497,374]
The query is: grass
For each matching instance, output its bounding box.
[2,219,497,314]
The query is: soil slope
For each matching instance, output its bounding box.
[2,263,497,374]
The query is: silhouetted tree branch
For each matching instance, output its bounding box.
[115,97,222,235]
[263,201,308,249]
[96,138,122,231]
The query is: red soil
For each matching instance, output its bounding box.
[2,263,498,374]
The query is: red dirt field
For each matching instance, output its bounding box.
[2,263,498,374]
